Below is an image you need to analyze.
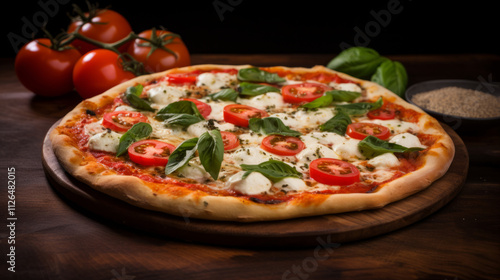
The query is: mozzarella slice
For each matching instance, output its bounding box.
[84,120,106,136]
[238,92,285,111]
[229,147,276,166]
[300,132,345,147]
[268,112,301,129]
[389,133,427,149]
[88,130,122,153]
[333,138,365,161]
[274,177,308,192]
[364,119,420,134]
[238,132,265,146]
[187,120,235,138]
[196,72,237,92]
[367,153,400,169]
[176,159,211,183]
[148,85,187,105]
[296,143,340,167]
[226,171,272,195]
[203,100,233,121]
[332,82,363,93]
[294,108,335,128]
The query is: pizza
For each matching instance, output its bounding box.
[49,64,455,222]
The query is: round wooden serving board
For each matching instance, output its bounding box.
[42,122,468,248]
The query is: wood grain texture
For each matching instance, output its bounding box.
[1,55,499,280]
[41,122,468,247]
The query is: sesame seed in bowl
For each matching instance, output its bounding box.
[405,80,500,133]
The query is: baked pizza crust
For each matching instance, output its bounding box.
[50,64,455,222]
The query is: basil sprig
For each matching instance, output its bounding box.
[155,100,204,127]
[237,67,286,84]
[116,122,153,156]
[301,90,361,109]
[124,85,155,112]
[327,47,389,80]
[326,47,408,97]
[358,135,424,159]
[335,97,383,116]
[319,110,352,135]
[165,130,224,180]
[248,117,301,137]
[238,82,280,96]
[241,160,302,182]
[208,88,239,102]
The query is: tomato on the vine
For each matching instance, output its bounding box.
[68,9,132,55]
[15,39,82,97]
[73,49,135,99]
[127,29,191,73]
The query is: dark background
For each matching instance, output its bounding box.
[2,0,498,57]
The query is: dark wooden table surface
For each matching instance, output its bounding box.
[1,54,499,280]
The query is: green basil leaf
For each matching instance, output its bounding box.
[248,117,301,137]
[116,122,153,156]
[335,97,383,116]
[328,90,362,102]
[156,100,204,127]
[124,85,155,112]
[301,90,361,109]
[358,135,424,159]
[237,67,286,83]
[197,130,224,180]
[241,160,302,183]
[326,47,389,79]
[319,110,352,135]
[209,88,238,102]
[370,60,408,97]
[238,82,280,96]
[156,100,204,119]
[164,137,199,175]
[160,113,203,127]
[300,94,334,109]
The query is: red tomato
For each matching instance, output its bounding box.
[127,29,191,73]
[102,111,149,132]
[260,135,305,156]
[346,123,391,140]
[309,158,360,186]
[14,39,81,97]
[68,9,132,55]
[221,131,240,151]
[165,71,200,85]
[128,140,176,166]
[281,83,332,104]
[73,49,135,99]
[179,98,212,118]
[367,108,396,120]
[223,104,269,127]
